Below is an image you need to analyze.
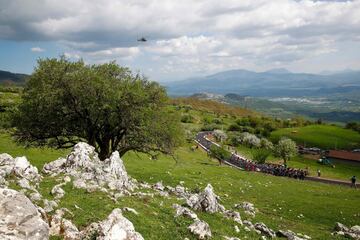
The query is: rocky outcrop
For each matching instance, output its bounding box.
[254,222,276,238]
[188,220,212,239]
[277,230,310,240]
[173,204,198,220]
[235,202,256,217]
[81,208,144,240]
[0,153,41,182]
[333,222,360,239]
[223,210,242,225]
[49,208,80,240]
[0,187,49,240]
[51,183,66,200]
[186,184,225,213]
[42,142,134,192]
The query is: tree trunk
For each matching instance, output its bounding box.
[98,139,111,160]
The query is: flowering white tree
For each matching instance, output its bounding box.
[274,138,297,165]
[240,132,260,148]
[260,138,274,150]
[213,129,227,142]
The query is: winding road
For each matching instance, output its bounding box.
[195,131,359,187]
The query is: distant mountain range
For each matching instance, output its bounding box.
[0,70,28,85]
[165,68,360,97]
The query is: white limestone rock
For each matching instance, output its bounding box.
[153,181,165,191]
[173,204,198,220]
[13,156,41,181]
[0,153,14,177]
[123,207,139,215]
[43,142,134,193]
[29,191,43,202]
[254,222,276,238]
[223,210,242,225]
[44,199,58,213]
[0,153,41,182]
[277,230,308,240]
[42,157,66,175]
[89,208,144,240]
[235,202,256,217]
[333,222,360,239]
[51,183,65,200]
[0,187,49,240]
[186,184,225,213]
[188,220,212,239]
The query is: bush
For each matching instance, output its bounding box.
[228,124,241,131]
[260,138,274,150]
[181,114,194,123]
[209,145,231,161]
[252,149,271,164]
[201,124,219,131]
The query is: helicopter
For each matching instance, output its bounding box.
[137,37,147,42]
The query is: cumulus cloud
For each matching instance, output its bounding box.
[1,0,359,79]
[30,47,45,52]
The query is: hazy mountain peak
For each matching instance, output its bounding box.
[265,68,291,74]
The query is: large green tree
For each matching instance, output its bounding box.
[13,57,183,160]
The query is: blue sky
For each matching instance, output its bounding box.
[0,0,360,82]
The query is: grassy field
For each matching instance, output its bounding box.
[233,145,360,181]
[270,125,360,150]
[1,133,359,239]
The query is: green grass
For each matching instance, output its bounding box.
[270,125,360,150]
[2,134,360,239]
[0,133,68,169]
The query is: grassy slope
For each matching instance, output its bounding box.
[0,133,68,169]
[234,145,360,181]
[1,133,359,239]
[270,125,360,150]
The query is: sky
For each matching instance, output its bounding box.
[0,0,360,82]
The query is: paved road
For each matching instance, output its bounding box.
[195,131,359,188]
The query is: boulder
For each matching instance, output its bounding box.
[188,220,212,239]
[0,153,14,177]
[42,157,66,175]
[254,222,276,238]
[29,191,43,202]
[42,142,134,192]
[49,208,79,239]
[235,202,256,217]
[153,181,165,191]
[0,187,49,240]
[173,204,198,220]
[333,222,360,239]
[277,230,307,240]
[223,210,242,225]
[186,184,225,213]
[51,184,65,200]
[82,208,143,240]
[0,154,41,182]
[43,199,58,212]
[13,156,41,181]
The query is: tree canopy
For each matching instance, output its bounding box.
[13,57,183,160]
[274,138,297,165]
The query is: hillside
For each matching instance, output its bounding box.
[165,69,360,97]
[0,70,28,85]
[270,125,360,150]
[170,97,256,117]
[0,133,360,240]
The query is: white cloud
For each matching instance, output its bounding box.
[1,0,360,79]
[30,47,45,52]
